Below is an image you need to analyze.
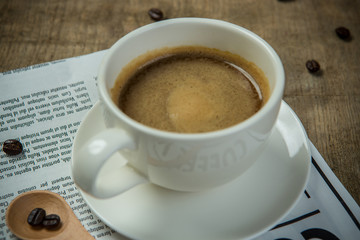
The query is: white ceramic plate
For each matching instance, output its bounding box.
[72,101,311,240]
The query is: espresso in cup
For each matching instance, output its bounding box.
[73,19,285,198]
[111,46,270,133]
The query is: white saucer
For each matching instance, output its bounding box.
[73,101,311,240]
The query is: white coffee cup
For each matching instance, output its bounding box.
[72,18,285,198]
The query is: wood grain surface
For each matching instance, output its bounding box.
[1,0,359,206]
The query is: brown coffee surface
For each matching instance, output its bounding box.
[112,46,270,133]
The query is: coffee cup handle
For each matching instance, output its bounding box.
[72,129,149,198]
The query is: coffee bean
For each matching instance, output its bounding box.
[148,8,164,21]
[27,208,46,226]
[335,27,351,40]
[306,60,321,73]
[42,214,61,228]
[2,139,23,155]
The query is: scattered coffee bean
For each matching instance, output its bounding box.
[27,208,46,226]
[306,60,321,73]
[148,8,164,21]
[42,214,61,228]
[2,139,23,155]
[335,27,351,40]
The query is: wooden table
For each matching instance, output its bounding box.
[1,0,359,206]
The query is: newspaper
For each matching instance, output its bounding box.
[0,51,359,240]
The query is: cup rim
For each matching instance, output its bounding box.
[98,17,285,141]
